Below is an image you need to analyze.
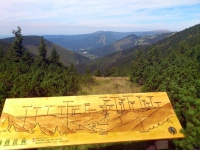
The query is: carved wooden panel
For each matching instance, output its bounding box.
[0,92,184,149]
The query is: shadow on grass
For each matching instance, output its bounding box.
[38,142,147,150]
[88,142,147,150]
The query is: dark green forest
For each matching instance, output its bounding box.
[119,24,200,149]
[0,27,93,114]
[90,24,200,149]
[0,24,200,150]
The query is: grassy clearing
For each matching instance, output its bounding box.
[39,77,144,150]
[78,77,142,95]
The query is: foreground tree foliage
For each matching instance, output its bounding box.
[129,28,200,149]
[0,27,92,113]
[98,24,200,149]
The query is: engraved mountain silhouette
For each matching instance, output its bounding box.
[107,103,175,132]
[0,117,10,132]
[1,113,35,132]
[1,113,75,135]
[132,103,175,131]
[31,123,43,134]
[8,124,16,132]
[0,103,175,135]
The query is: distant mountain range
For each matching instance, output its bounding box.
[44,30,171,52]
[0,30,173,67]
[0,36,90,65]
[76,24,200,74]
[85,32,174,58]
[76,46,141,74]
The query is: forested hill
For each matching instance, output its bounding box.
[76,32,173,74]
[80,24,200,75]
[76,45,145,75]
[86,32,173,58]
[103,24,200,149]
[0,36,91,65]
[0,41,10,54]
[0,27,94,116]
[44,30,170,51]
[44,31,131,51]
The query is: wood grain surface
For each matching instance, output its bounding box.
[0,92,184,149]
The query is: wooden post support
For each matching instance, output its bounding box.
[155,140,168,150]
[146,145,157,150]
[146,140,168,150]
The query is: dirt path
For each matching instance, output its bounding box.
[78,77,142,95]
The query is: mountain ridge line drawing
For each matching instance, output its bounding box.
[0,92,184,149]
[1,102,176,136]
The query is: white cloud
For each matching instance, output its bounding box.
[0,0,200,34]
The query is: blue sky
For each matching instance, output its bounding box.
[0,0,200,36]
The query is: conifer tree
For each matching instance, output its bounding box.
[94,68,101,77]
[83,68,94,84]
[49,45,60,64]
[9,26,25,61]
[147,46,161,65]
[38,36,47,61]
[22,50,34,65]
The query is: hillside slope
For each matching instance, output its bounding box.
[0,41,10,54]
[77,24,200,74]
[0,36,91,65]
[44,31,130,51]
[44,30,170,52]
[86,32,173,58]
[76,32,173,73]
[126,23,200,149]
[76,46,144,74]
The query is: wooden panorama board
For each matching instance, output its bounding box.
[0,92,184,149]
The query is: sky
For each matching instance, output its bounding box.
[0,0,200,36]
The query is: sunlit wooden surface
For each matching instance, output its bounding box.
[0,92,184,149]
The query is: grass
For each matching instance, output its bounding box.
[77,77,142,95]
[39,77,145,150]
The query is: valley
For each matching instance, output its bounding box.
[0,23,200,150]
[0,36,91,66]
[44,31,173,59]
